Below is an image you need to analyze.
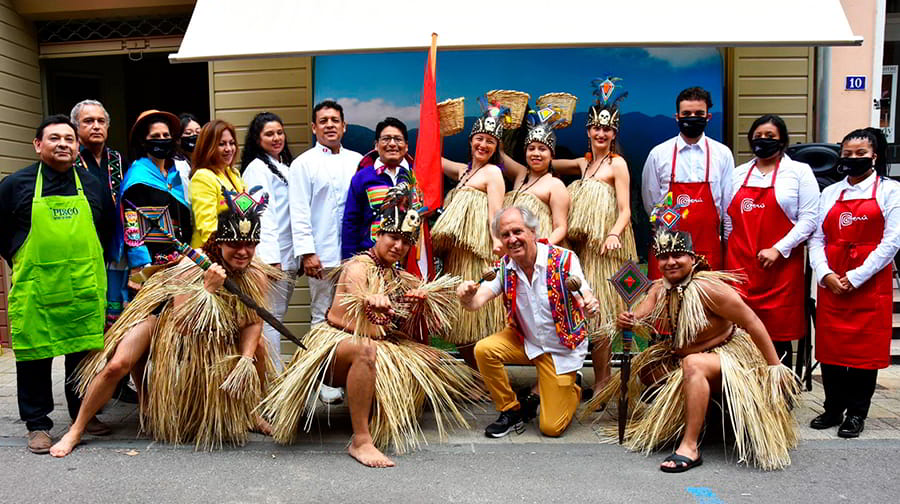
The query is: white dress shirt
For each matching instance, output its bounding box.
[374,157,410,184]
[641,133,735,221]
[809,172,900,288]
[724,155,820,257]
[174,158,191,202]
[289,142,362,268]
[486,242,591,375]
[242,155,296,271]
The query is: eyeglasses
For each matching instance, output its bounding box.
[378,135,406,145]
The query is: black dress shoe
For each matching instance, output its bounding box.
[837,415,865,438]
[809,411,843,430]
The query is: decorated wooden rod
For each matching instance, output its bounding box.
[126,202,306,350]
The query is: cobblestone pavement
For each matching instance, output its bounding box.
[1,349,898,450]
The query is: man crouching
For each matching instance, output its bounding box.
[261,184,478,468]
[582,226,800,472]
[458,206,600,438]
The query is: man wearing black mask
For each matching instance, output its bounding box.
[641,87,734,279]
[120,110,193,291]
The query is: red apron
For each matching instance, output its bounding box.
[649,140,723,279]
[815,177,892,369]
[724,159,806,341]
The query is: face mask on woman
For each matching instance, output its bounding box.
[145,138,176,160]
[837,156,874,177]
[181,135,198,153]
[750,138,783,159]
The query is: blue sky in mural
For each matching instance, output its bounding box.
[315,47,724,131]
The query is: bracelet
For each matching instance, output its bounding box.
[364,303,392,326]
[607,233,619,239]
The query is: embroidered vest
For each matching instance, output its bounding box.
[76,148,123,205]
[501,241,586,349]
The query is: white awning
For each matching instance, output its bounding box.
[170,0,862,63]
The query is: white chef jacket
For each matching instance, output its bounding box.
[486,242,591,375]
[809,172,900,288]
[242,155,295,271]
[724,155,820,258]
[641,133,735,221]
[289,142,363,268]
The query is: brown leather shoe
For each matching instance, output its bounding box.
[85,417,112,436]
[26,430,52,454]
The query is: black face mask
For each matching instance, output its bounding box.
[677,116,707,138]
[837,156,874,177]
[181,135,197,153]
[750,138,783,159]
[145,138,176,160]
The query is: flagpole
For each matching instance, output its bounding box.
[430,33,438,75]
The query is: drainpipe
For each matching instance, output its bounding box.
[871,0,886,127]
[816,46,831,143]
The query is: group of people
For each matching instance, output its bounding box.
[0,80,897,473]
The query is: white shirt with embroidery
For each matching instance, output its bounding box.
[486,242,591,375]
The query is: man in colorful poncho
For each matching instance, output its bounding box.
[458,206,600,438]
[581,226,800,473]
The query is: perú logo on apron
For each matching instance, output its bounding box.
[51,207,79,220]
[676,194,703,206]
[839,211,868,229]
[740,198,765,213]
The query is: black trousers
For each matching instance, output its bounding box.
[821,363,879,419]
[16,351,88,432]
[773,341,793,368]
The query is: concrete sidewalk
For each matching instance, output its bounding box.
[1,349,899,451]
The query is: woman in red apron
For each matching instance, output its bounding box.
[809,128,900,438]
[725,115,819,367]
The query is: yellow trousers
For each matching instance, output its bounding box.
[474,326,580,437]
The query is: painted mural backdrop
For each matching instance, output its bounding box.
[314,47,725,257]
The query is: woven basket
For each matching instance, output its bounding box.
[486,89,531,129]
[536,92,578,129]
[437,97,465,136]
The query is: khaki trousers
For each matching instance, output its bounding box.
[474,326,580,437]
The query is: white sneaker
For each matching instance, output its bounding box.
[319,384,344,405]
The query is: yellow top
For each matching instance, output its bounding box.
[189,166,247,247]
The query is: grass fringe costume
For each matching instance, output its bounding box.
[567,176,637,337]
[262,182,480,454]
[580,267,801,470]
[76,186,280,451]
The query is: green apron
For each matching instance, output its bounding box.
[8,163,106,361]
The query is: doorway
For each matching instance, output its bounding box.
[43,52,209,159]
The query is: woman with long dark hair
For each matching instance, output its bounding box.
[189,119,246,247]
[809,128,900,438]
[240,112,295,371]
[724,114,819,367]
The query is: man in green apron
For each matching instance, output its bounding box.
[0,115,111,454]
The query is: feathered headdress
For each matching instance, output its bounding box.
[469,95,511,140]
[650,192,694,257]
[587,76,628,131]
[524,106,564,154]
[377,181,424,244]
[216,186,269,243]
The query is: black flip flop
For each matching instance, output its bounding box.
[660,453,703,473]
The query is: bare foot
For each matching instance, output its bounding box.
[660,445,699,470]
[251,415,273,436]
[50,430,82,458]
[348,439,395,468]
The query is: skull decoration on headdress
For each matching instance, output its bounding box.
[587,76,628,131]
[377,181,424,244]
[216,186,269,243]
[469,95,511,140]
[650,192,695,257]
[524,106,565,155]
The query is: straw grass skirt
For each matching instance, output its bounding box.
[503,191,552,239]
[581,329,800,470]
[432,187,503,344]
[76,257,280,451]
[567,178,638,333]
